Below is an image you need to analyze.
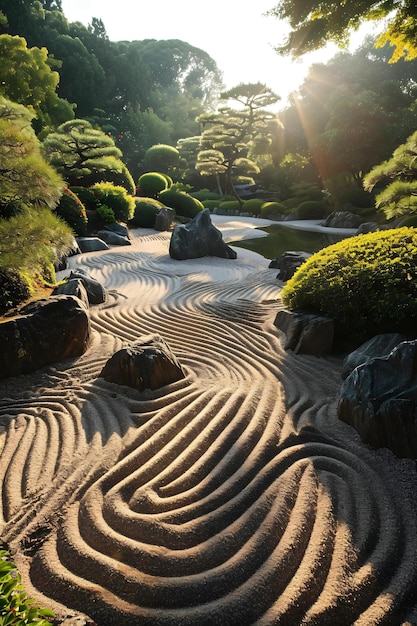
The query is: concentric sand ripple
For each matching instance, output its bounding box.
[1,221,417,625]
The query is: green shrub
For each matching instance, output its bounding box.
[110,163,136,195]
[281,227,417,348]
[218,200,241,212]
[54,188,88,236]
[130,198,165,228]
[260,201,288,218]
[159,189,204,218]
[96,204,115,223]
[203,200,220,211]
[296,200,332,219]
[138,172,169,197]
[335,186,375,210]
[0,268,31,314]
[0,208,74,291]
[191,190,222,202]
[242,198,265,216]
[0,547,54,624]
[69,186,98,211]
[91,182,135,222]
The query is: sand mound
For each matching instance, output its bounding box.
[1,218,417,625]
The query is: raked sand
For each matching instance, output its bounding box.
[1,216,417,625]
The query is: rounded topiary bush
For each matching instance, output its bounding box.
[191,190,222,202]
[203,200,220,211]
[54,188,88,235]
[260,201,289,218]
[91,182,135,222]
[0,268,31,315]
[130,198,165,228]
[159,189,203,219]
[242,199,265,216]
[138,172,169,197]
[296,200,332,219]
[281,227,417,348]
[218,200,241,212]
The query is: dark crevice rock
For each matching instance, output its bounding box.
[269,251,312,281]
[274,309,334,356]
[100,335,186,391]
[169,209,237,260]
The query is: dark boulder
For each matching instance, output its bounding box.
[0,295,90,379]
[323,211,362,229]
[155,207,175,232]
[169,209,237,260]
[53,278,90,309]
[68,269,106,305]
[76,237,110,253]
[269,251,312,281]
[100,335,185,391]
[338,339,417,458]
[342,333,409,380]
[274,309,334,356]
[104,222,130,238]
[97,230,131,246]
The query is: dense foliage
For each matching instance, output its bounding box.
[91,182,135,223]
[282,228,417,347]
[54,188,88,235]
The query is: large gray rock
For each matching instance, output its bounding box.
[169,209,237,260]
[338,339,417,458]
[76,237,109,253]
[155,207,175,231]
[274,309,334,356]
[0,295,90,379]
[100,335,185,391]
[104,222,130,238]
[342,333,409,380]
[97,230,131,246]
[53,278,90,309]
[323,211,362,229]
[269,251,312,281]
[68,270,106,305]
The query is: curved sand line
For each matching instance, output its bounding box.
[1,217,417,624]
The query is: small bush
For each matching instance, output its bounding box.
[281,227,417,348]
[0,547,54,624]
[335,186,375,210]
[54,189,88,236]
[296,200,332,220]
[242,198,265,216]
[0,268,31,314]
[130,198,165,228]
[218,200,241,212]
[69,186,98,210]
[159,189,204,219]
[203,200,220,211]
[260,201,289,218]
[91,182,135,222]
[138,172,169,197]
[191,190,222,202]
[96,204,115,223]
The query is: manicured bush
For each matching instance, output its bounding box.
[130,198,165,228]
[296,200,332,219]
[96,204,115,223]
[260,201,289,218]
[69,186,98,210]
[54,188,88,236]
[0,268,31,314]
[91,182,135,222]
[335,186,375,210]
[159,189,204,219]
[138,172,169,197]
[242,198,265,216]
[218,200,241,212]
[203,200,220,211]
[281,227,417,348]
[191,190,222,202]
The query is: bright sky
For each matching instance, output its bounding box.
[60,0,379,110]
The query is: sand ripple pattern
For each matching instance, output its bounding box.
[1,228,417,625]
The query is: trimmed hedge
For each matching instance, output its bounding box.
[138,172,169,197]
[54,188,88,236]
[159,189,203,219]
[281,227,417,348]
[296,200,332,219]
[260,201,289,218]
[130,198,165,228]
[91,182,135,222]
[242,198,264,216]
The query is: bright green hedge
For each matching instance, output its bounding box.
[129,198,165,228]
[281,227,417,347]
[138,172,169,197]
[159,189,203,218]
[91,182,135,222]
